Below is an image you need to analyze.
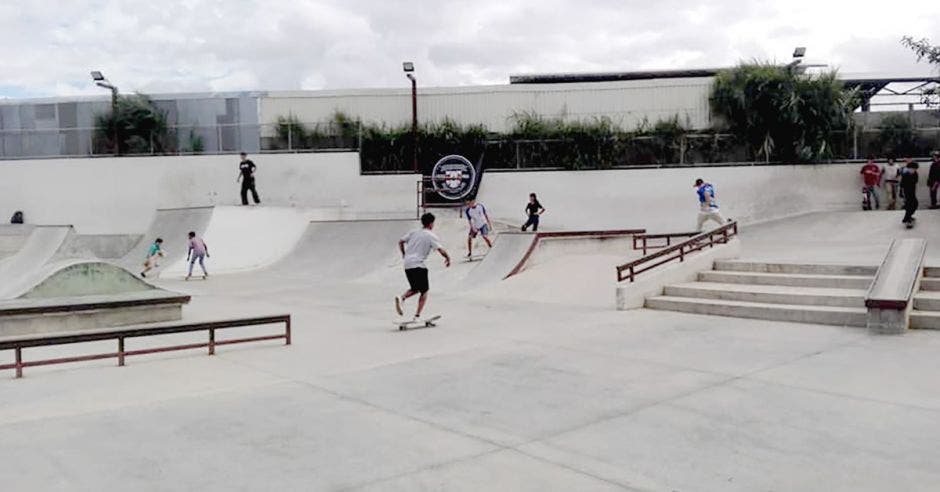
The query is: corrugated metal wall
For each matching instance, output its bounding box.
[261,77,714,134]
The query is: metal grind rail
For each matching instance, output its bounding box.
[0,314,291,379]
[632,230,702,255]
[616,222,738,282]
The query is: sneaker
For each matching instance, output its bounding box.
[140,272,146,278]
[185,275,191,281]
[395,296,403,316]
[202,274,208,280]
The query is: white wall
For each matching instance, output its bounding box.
[0,153,911,236]
[262,78,713,133]
[0,153,416,234]
[477,164,914,232]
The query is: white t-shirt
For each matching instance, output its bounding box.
[883,163,900,182]
[401,228,443,269]
[465,204,488,229]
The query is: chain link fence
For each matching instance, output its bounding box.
[2,122,939,170]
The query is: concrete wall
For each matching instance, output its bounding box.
[0,153,919,236]
[0,153,416,234]
[262,78,713,133]
[476,163,920,231]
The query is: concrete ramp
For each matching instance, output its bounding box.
[0,225,96,297]
[0,260,155,299]
[119,207,214,276]
[266,219,417,281]
[0,224,35,259]
[162,206,314,277]
[461,232,538,285]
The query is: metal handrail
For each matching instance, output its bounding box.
[0,314,291,379]
[632,230,701,255]
[616,222,738,282]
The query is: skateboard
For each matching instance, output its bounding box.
[462,254,486,263]
[395,315,441,331]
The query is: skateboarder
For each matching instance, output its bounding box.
[395,213,451,320]
[694,178,725,230]
[465,198,493,257]
[238,152,261,206]
[185,231,210,280]
[521,193,546,232]
[900,159,920,227]
[140,238,164,278]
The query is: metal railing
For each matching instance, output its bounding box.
[0,314,291,379]
[3,121,940,171]
[632,231,702,255]
[616,222,738,282]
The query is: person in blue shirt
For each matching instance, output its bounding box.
[694,178,725,231]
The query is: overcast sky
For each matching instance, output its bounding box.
[1,0,938,98]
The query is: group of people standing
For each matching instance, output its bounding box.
[860,151,940,226]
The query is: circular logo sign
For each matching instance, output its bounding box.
[430,155,476,201]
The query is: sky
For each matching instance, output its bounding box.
[1,0,938,98]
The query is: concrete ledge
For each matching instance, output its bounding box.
[616,239,741,310]
[865,238,927,335]
[0,291,190,338]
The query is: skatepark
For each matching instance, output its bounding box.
[2,152,940,490]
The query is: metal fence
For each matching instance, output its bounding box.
[2,122,940,170]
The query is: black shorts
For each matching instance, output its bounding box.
[405,267,429,293]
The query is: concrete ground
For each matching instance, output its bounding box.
[3,210,940,491]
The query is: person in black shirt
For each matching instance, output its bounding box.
[521,193,546,231]
[237,152,261,205]
[900,159,919,226]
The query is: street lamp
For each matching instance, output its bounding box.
[787,47,806,73]
[403,61,418,173]
[91,71,119,155]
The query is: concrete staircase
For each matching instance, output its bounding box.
[646,260,876,327]
[910,267,940,330]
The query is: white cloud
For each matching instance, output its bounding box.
[0,0,938,98]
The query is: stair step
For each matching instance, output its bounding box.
[715,260,877,276]
[920,278,940,291]
[913,292,940,311]
[646,296,867,327]
[911,311,940,330]
[663,282,865,308]
[699,270,873,289]
[923,266,940,278]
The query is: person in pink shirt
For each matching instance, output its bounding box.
[185,231,210,280]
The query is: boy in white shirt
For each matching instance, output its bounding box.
[395,213,451,319]
[464,198,493,258]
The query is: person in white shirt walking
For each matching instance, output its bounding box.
[464,198,493,258]
[395,213,451,320]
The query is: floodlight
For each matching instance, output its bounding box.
[90,71,105,81]
[402,62,415,73]
[792,47,806,59]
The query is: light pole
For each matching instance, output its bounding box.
[403,62,418,173]
[91,71,119,155]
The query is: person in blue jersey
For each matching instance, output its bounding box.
[464,198,493,258]
[694,178,725,231]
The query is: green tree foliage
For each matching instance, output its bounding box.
[710,62,858,162]
[902,36,940,66]
[94,94,169,155]
[875,114,917,157]
[901,36,939,108]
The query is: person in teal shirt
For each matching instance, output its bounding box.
[141,238,164,278]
